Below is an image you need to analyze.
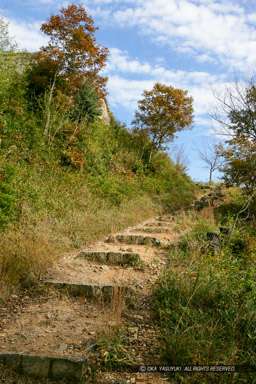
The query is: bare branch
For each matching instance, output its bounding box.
[195,137,223,183]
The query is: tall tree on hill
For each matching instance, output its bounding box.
[28,4,109,99]
[132,83,193,164]
[211,75,256,141]
[211,74,256,195]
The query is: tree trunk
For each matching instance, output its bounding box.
[43,72,58,137]
[209,168,212,184]
[148,144,156,164]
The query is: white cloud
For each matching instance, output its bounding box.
[83,0,256,70]
[107,75,154,110]
[104,48,225,125]
[6,18,48,52]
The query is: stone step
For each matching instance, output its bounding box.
[44,280,133,302]
[134,227,171,234]
[156,215,175,221]
[145,221,172,227]
[106,234,168,247]
[0,353,87,381]
[183,205,194,213]
[77,251,141,266]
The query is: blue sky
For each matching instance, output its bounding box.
[1,0,256,181]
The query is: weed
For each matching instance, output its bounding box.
[155,208,256,384]
[95,328,134,369]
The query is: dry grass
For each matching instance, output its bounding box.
[196,205,216,224]
[0,222,61,301]
[96,286,127,340]
[54,195,157,249]
[0,194,156,303]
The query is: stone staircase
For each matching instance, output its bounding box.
[0,191,222,383]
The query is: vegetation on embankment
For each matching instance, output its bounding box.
[0,17,196,301]
[155,189,256,383]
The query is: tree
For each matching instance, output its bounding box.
[217,137,256,193]
[195,138,223,183]
[132,83,193,163]
[0,17,17,52]
[26,53,64,102]
[170,143,190,174]
[211,74,256,193]
[210,74,256,140]
[72,80,101,123]
[40,4,109,95]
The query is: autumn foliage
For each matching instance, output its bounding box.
[132,83,193,163]
[41,4,109,74]
[213,80,256,195]
[218,137,256,193]
[28,4,109,98]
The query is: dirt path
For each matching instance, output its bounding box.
[0,210,192,384]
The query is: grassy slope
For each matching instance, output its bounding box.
[0,51,196,301]
[155,190,256,383]
[0,126,196,301]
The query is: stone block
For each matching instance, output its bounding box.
[50,356,87,380]
[22,355,51,377]
[194,200,204,211]
[207,232,220,246]
[79,251,107,263]
[0,353,23,370]
[114,234,166,247]
[44,281,132,302]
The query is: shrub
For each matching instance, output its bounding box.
[0,163,18,228]
[71,80,101,123]
[155,213,256,383]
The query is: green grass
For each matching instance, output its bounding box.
[0,156,195,301]
[0,49,196,302]
[155,213,256,384]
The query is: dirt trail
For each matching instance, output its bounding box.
[0,210,192,384]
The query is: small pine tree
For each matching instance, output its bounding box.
[72,81,101,123]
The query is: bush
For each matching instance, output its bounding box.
[155,213,256,383]
[72,80,101,123]
[0,163,18,228]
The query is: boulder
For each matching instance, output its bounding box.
[220,227,232,236]
[207,232,220,247]
[194,200,204,211]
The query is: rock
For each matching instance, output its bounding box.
[44,281,132,303]
[113,234,167,247]
[98,98,111,125]
[207,232,220,246]
[22,355,51,377]
[220,227,232,235]
[0,353,23,369]
[134,227,170,234]
[78,251,107,263]
[184,205,194,212]
[56,314,67,322]
[59,343,68,351]
[51,356,87,380]
[114,379,127,384]
[101,265,110,271]
[194,200,204,211]
[145,222,171,227]
[200,196,210,207]
[79,251,140,266]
